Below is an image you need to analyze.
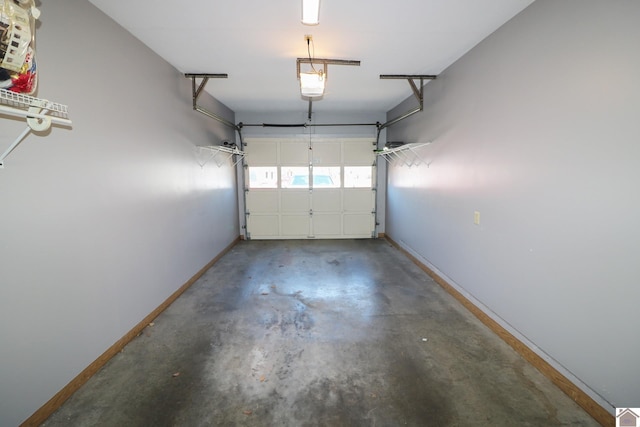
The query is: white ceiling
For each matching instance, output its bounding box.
[87,0,534,116]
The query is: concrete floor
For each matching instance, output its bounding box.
[42,239,600,426]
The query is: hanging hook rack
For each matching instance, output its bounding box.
[196,144,245,168]
[0,88,72,168]
[375,142,432,167]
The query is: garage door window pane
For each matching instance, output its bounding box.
[281,166,310,188]
[313,167,341,188]
[344,166,372,188]
[249,166,278,188]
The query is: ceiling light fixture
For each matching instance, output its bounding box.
[301,0,320,25]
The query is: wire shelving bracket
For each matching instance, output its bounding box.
[375,142,431,167]
[0,88,72,168]
[196,145,245,168]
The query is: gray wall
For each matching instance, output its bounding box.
[385,0,640,411]
[0,1,238,425]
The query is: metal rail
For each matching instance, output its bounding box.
[238,122,379,128]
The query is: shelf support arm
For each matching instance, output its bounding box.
[185,73,238,130]
[378,74,437,130]
[0,126,31,167]
[0,93,72,168]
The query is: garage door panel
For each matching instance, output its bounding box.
[343,189,374,212]
[282,214,310,236]
[245,138,376,239]
[344,214,374,236]
[280,141,309,164]
[246,141,278,165]
[247,191,279,212]
[344,140,375,164]
[312,190,341,212]
[313,214,342,236]
[312,142,341,164]
[281,191,310,213]
[248,215,280,237]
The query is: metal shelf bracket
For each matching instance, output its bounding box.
[0,88,72,168]
[378,74,437,130]
[185,73,238,130]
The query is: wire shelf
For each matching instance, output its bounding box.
[0,89,73,167]
[196,145,244,167]
[375,142,431,167]
[0,88,70,119]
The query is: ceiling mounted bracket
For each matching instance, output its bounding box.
[378,74,437,130]
[184,73,238,130]
[296,58,361,80]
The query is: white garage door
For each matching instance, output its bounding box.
[244,137,376,239]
